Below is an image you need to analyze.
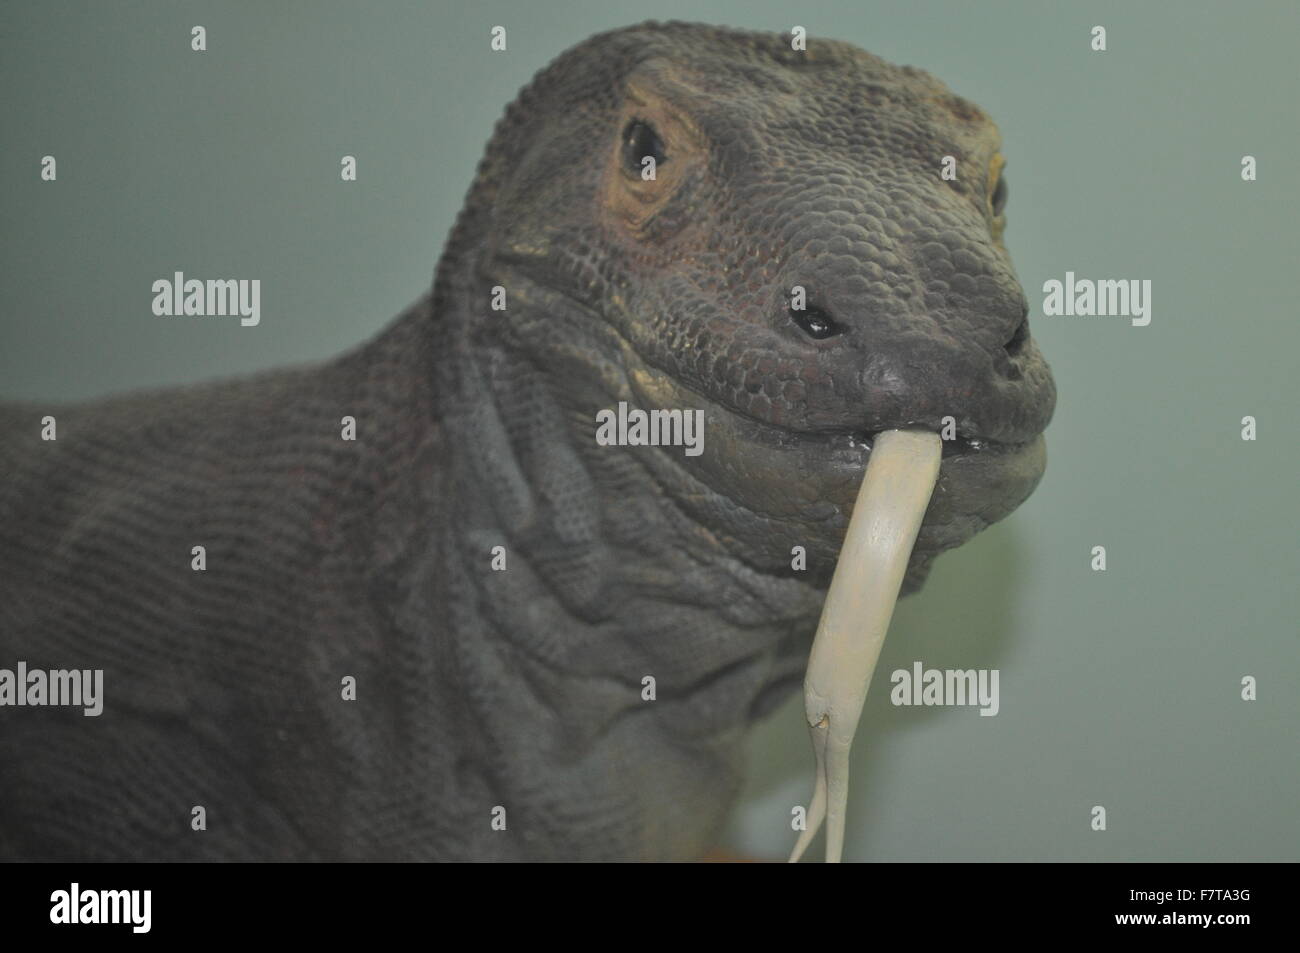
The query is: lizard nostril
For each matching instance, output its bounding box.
[1003,314,1029,356]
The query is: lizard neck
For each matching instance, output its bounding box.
[336,283,823,859]
[433,288,825,743]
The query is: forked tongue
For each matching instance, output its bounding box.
[789,429,942,863]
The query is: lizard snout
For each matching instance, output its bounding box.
[784,292,1054,449]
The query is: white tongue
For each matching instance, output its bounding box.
[789,429,943,863]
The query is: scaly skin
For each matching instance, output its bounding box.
[0,22,1054,861]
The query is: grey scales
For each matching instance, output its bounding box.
[0,22,1055,861]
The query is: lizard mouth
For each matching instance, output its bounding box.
[491,259,1048,579]
[623,345,1048,586]
[849,429,1014,458]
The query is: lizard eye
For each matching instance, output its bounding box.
[621,119,667,174]
[991,172,1008,217]
[790,306,843,340]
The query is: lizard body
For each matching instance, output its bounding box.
[0,22,1054,861]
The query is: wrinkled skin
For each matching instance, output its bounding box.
[0,23,1053,861]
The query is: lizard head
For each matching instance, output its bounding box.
[455,22,1056,591]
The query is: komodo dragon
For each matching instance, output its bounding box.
[0,21,1055,861]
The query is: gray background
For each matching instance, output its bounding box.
[3,1,1296,861]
